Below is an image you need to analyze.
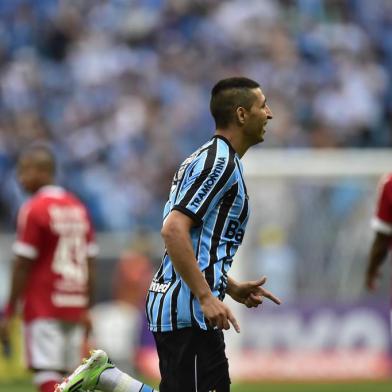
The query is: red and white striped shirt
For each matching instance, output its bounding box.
[13,186,98,322]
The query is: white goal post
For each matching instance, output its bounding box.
[242,148,392,177]
[226,148,392,356]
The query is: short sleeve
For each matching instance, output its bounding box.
[12,202,42,260]
[371,175,392,235]
[173,146,236,225]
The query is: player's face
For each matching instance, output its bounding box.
[17,157,42,194]
[244,88,273,145]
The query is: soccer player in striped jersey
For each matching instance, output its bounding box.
[145,76,280,391]
[53,77,281,392]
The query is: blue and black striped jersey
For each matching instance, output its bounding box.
[146,135,250,332]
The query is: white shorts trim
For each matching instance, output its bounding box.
[52,293,88,307]
[24,319,84,372]
[33,370,63,385]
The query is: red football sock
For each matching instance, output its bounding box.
[39,380,58,392]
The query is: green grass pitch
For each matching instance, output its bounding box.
[1,380,392,392]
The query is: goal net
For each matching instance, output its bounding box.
[225,148,392,380]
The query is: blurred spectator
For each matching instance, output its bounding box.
[90,251,153,374]
[113,251,154,309]
[0,0,391,230]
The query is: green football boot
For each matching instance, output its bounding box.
[55,349,114,392]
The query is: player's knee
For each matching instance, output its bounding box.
[33,370,63,392]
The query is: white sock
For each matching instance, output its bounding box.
[33,370,62,385]
[98,367,157,392]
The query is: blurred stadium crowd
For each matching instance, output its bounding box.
[0,0,391,231]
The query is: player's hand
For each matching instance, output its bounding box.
[227,276,281,308]
[365,270,381,291]
[199,294,240,333]
[80,310,93,339]
[0,316,11,357]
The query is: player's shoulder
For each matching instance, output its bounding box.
[17,193,45,227]
[204,136,236,165]
[184,136,236,177]
[33,186,66,205]
[34,186,86,211]
[181,138,220,168]
[61,189,83,205]
[214,135,235,156]
[215,135,238,168]
[18,197,36,219]
[22,190,47,212]
[384,173,392,185]
[379,173,392,191]
[60,192,90,218]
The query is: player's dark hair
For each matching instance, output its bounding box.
[210,77,260,128]
[19,143,57,175]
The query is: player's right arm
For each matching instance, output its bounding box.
[5,256,34,317]
[366,175,392,291]
[0,255,34,354]
[161,210,240,332]
[365,232,391,291]
[1,201,39,349]
[81,208,99,335]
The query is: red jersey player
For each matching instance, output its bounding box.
[0,145,98,392]
[365,173,392,302]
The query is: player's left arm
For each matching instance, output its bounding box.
[84,210,98,333]
[86,256,96,309]
[365,232,391,291]
[366,175,392,291]
[82,256,96,335]
[226,275,281,308]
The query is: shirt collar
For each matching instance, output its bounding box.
[212,134,238,156]
[37,185,66,197]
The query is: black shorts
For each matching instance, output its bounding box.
[153,328,231,392]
